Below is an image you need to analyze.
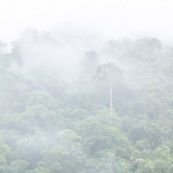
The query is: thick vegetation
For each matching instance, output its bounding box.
[0,35,173,173]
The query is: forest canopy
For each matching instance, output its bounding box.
[0,31,173,173]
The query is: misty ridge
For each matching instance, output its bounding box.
[1,28,173,173]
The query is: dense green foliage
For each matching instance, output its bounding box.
[0,36,173,172]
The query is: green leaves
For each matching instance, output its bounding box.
[96,62,122,84]
[1,37,173,173]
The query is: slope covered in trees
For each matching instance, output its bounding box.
[0,33,173,173]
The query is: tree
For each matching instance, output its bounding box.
[8,160,29,173]
[96,62,122,116]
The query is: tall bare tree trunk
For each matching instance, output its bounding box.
[109,81,113,116]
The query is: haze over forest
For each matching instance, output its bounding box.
[0,29,173,172]
[1,0,173,173]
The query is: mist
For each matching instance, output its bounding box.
[1,27,173,172]
[1,0,173,172]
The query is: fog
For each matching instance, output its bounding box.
[1,0,173,173]
[1,0,173,44]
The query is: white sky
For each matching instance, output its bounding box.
[0,0,173,44]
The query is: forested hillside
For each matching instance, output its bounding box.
[1,32,173,173]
